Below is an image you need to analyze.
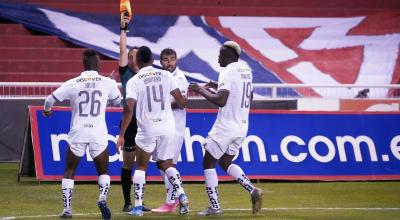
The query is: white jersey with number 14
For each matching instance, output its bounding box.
[126,66,178,138]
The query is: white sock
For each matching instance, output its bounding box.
[98,174,110,201]
[133,170,146,207]
[165,167,184,197]
[61,178,74,211]
[227,164,255,193]
[204,169,220,209]
[160,169,176,204]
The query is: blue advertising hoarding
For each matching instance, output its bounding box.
[29,106,400,181]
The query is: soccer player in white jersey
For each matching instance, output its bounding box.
[117,46,190,216]
[189,41,264,216]
[152,48,189,213]
[42,49,122,220]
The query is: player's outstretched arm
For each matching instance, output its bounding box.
[189,83,229,107]
[170,88,187,109]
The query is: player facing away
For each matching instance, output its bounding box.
[42,49,122,220]
[189,41,264,216]
[118,14,151,213]
[152,48,189,213]
[117,46,190,216]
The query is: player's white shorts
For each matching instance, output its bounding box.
[68,142,108,159]
[203,134,245,160]
[171,135,184,164]
[135,135,175,161]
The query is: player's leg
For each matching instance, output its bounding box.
[92,145,111,220]
[197,137,223,216]
[155,135,189,215]
[129,138,153,216]
[121,148,135,212]
[152,135,183,213]
[60,145,84,218]
[120,118,137,212]
[219,138,263,214]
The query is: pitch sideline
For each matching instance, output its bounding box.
[2,207,400,219]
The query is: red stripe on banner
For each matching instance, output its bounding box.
[29,106,45,180]
[204,16,320,97]
[266,29,363,84]
[188,108,400,115]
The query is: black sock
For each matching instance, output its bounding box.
[121,168,132,205]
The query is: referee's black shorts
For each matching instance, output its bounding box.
[120,116,137,152]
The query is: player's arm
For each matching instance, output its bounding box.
[119,16,130,67]
[189,83,229,107]
[171,100,180,109]
[42,94,57,116]
[109,80,123,106]
[43,82,69,116]
[117,98,135,152]
[205,80,218,90]
[170,88,187,109]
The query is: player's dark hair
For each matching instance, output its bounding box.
[136,46,153,64]
[223,45,239,59]
[160,48,177,59]
[83,49,99,71]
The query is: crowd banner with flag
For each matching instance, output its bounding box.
[1,2,399,98]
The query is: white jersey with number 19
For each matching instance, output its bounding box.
[51,71,121,145]
[209,62,253,137]
[126,66,178,138]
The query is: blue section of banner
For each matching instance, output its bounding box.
[32,108,400,180]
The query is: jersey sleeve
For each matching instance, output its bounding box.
[180,72,189,96]
[169,72,179,93]
[217,69,232,92]
[52,80,72,102]
[108,79,122,102]
[125,77,138,101]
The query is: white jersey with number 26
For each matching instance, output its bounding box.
[126,66,178,138]
[52,71,121,145]
[209,62,253,137]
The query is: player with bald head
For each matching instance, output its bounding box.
[189,41,264,216]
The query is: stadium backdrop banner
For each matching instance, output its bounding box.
[29,106,400,181]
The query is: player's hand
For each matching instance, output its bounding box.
[205,80,218,89]
[188,83,201,93]
[42,110,52,117]
[116,136,125,154]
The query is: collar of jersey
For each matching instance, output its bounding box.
[81,70,99,76]
[226,62,239,68]
[172,67,180,76]
[140,66,153,72]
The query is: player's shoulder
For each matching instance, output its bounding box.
[226,62,252,76]
[175,68,188,80]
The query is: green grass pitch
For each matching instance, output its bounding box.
[0,163,399,219]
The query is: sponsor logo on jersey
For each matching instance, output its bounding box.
[76,77,101,83]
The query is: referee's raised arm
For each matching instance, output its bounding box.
[119,15,130,67]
